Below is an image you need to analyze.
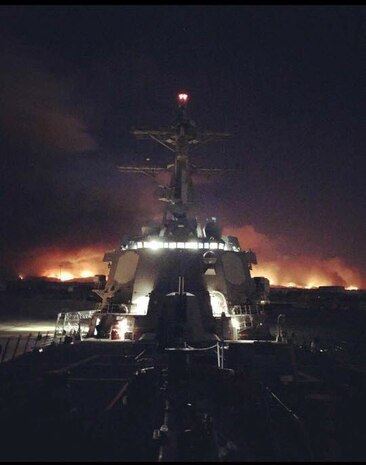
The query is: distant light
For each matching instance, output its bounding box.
[18,274,24,280]
[178,92,189,103]
[346,285,358,291]
[231,318,240,330]
[60,271,74,282]
[39,348,43,353]
[305,282,317,289]
[80,270,93,278]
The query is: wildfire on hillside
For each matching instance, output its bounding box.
[14,233,364,290]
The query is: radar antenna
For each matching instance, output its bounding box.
[118,92,231,222]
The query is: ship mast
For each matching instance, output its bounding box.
[118,92,230,224]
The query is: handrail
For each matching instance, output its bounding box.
[0,331,65,364]
[265,386,313,460]
[230,304,259,316]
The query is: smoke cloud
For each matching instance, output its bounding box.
[224,225,366,289]
[0,45,96,153]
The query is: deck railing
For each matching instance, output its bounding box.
[0,331,64,364]
[54,309,99,338]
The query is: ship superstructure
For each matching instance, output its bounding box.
[86,93,270,344]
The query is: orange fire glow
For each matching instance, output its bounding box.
[225,225,366,289]
[18,245,109,281]
[15,227,366,289]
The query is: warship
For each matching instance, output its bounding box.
[0,93,365,462]
[61,90,270,346]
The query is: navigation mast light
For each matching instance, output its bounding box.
[178,92,189,103]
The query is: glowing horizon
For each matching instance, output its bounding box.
[13,226,366,290]
[17,258,364,290]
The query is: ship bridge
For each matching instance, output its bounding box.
[122,239,238,252]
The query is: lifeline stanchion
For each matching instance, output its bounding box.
[12,334,22,360]
[34,332,42,350]
[23,333,32,354]
[216,341,225,369]
[43,331,50,347]
[0,337,11,363]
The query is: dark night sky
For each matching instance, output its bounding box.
[0,6,365,286]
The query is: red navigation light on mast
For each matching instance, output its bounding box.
[177,92,189,105]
